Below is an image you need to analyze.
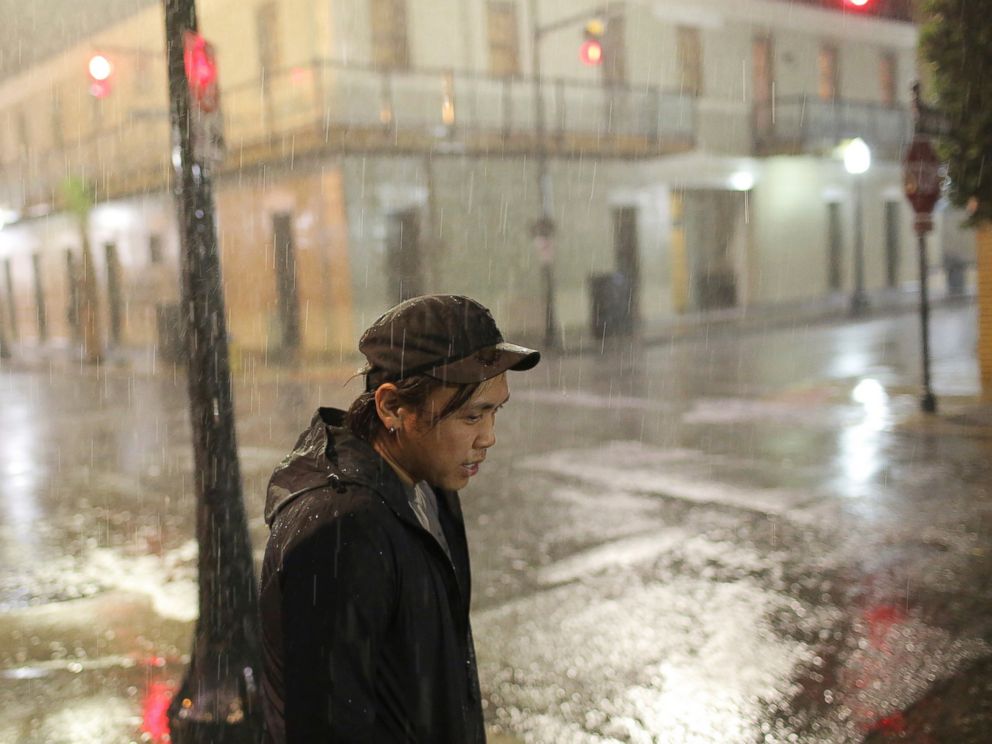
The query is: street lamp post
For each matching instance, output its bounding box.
[163,0,262,741]
[844,137,871,316]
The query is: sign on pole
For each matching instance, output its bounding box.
[903,136,942,235]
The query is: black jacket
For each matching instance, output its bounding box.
[259,408,486,743]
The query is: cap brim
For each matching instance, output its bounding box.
[427,342,540,384]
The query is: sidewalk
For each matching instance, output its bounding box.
[1,285,985,405]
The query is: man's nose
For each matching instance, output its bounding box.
[476,420,496,449]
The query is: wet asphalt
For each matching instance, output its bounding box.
[0,301,990,743]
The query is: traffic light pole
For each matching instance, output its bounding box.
[163,1,262,742]
[529,0,559,349]
[528,1,623,349]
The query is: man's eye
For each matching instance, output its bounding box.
[464,414,482,423]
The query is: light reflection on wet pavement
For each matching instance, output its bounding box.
[1,304,991,742]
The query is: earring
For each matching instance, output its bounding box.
[389,426,396,434]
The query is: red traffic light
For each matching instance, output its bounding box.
[183,31,220,112]
[579,39,603,66]
[580,18,605,66]
[844,0,872,9]
[88,54,113,98]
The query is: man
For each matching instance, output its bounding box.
[260,294,540,742]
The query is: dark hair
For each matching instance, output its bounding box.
[345,374,481,443]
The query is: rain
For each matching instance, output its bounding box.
[1,0,991,742]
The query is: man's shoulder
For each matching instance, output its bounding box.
[268,482,400,563]
[278,479,391,531]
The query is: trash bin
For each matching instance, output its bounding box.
[944,255,967,297]
[155,303,185,364]
[588,272,633,338]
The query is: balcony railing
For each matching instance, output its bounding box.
[753,96,912,160]
[222,60,696,153]
[2,60,695,211]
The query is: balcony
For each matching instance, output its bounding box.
[753,96,912,161]
[223,61,696,160]
[1,60,696,212]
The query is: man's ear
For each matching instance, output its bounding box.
[374,383,403,431]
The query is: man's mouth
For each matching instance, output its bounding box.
[461,460,483,476]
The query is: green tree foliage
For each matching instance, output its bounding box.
[920,0,992,224]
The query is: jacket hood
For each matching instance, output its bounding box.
[264,408,394,525]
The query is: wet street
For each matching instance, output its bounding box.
[1,302,991,743]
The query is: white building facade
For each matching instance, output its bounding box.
[0,0,970,357]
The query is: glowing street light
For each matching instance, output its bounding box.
[844,136,872,175]
[843,138,871,314]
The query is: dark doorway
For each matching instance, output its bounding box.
[4,258,17,340]
[386,209,423,304]
[65,249,81,341]
[827,202,843,291]
[272,212,301,351]
[683,190,741,310]
[31,253,47,342]
[612,206,640,326]
[104,242,123,345]
[148,234,163,265]
[884,201,901,288]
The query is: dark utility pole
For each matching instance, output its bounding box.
[163,1,262,741]
[529,0,559,349]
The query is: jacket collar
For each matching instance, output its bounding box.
[265,408,457,541]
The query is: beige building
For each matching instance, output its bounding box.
[0,0,967,358]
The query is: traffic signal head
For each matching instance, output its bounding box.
[88,54,113,98]
[844,0,872,9]
[183,31,220,112]
[580,18,605,67]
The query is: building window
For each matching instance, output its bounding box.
[880,52,897,106]
[256,2,281,90]
[16,109,30,156]
[133,50,152,97]
[371,0,410,71]
[818,44,838,102]
[753,35,774,134]
[50,86,64,150]
[487,1,520,77]
[677,26,703,98]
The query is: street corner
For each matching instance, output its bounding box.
[893,396,992,440]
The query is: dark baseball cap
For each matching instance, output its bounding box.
[359,295,540,390]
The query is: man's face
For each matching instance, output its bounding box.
[397,373,510,491]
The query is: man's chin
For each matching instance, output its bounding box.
[440,475,471,491]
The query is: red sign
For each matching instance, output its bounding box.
[183,31,220,112]
[903,137,942,216]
